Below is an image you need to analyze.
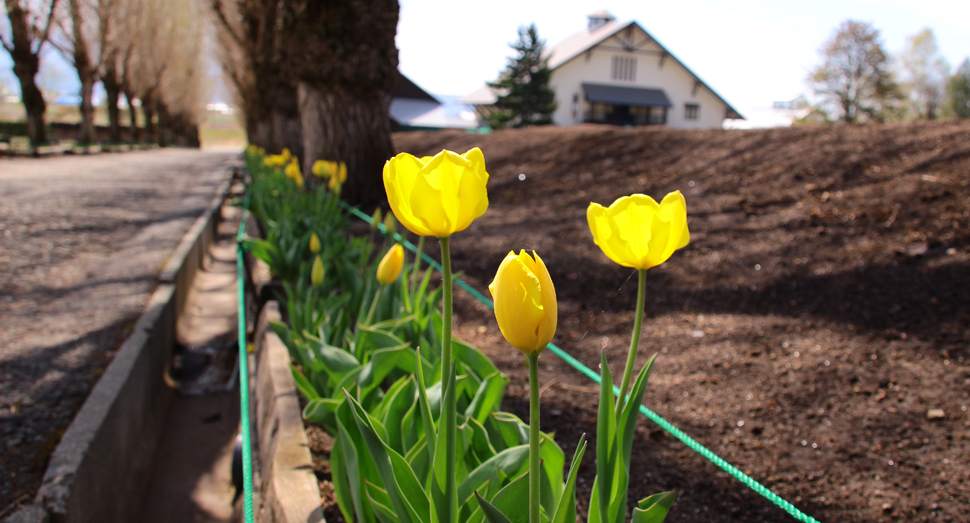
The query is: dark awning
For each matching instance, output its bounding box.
[582,83,672,107]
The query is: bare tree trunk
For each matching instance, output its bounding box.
[142,90,156,144]
[6,3,49,144]
[269,80,302,160]
[12,60,48,145]
[298,81,392,206]
[70,0,98,144]
[103,64,122,143]
[157,103,170,146]
[123,86,139,143]
[78,72,96,143]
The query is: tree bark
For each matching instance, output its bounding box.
[78,71,96,144]
[103,64,122,143]
[12,59,48,145]
[123,86,139,143]
[298,81,392,206]
[5,2,49,144]
[70,0,98,144]
[142,89,156,144]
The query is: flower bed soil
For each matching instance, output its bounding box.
[305,121,969,523]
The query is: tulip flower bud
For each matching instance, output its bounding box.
[371,208,382,230]
[376,244,405,285]
[309,233,321,254]
[383,212,397,235]
[311,256,324,286]
[312,160,328,178]
[489,250,557,355]
[285,161,301,181]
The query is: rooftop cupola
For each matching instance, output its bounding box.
[587,10,616,31]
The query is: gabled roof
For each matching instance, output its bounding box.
[544,20,744,119]
[391,71,439,103]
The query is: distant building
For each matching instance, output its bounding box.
[724,95,812,129]
[462,11,743,128]
[390,71,478,130]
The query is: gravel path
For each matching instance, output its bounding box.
[0,149,239,514]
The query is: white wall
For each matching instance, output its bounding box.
[549,27,728,129]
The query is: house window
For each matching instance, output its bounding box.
[611,56,636,82]
[685,103,699,120]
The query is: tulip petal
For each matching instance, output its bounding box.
[587,202,629,267]
[455,148,489,231]
[644,191,688,269]
[490,251,545,353]
[409,150,470,236]
[531,251,557,352]
[384,153,435,236]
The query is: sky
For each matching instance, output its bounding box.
[397,0,970,117]
[2,0,969,121]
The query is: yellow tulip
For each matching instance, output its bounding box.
[376,244,405,285]
[383,148,489,237]
[257,147,265,155]
[383,212,397,235]
[311,256,324,286]
[285,161,301,180]
[328,162,347,192]
[309,233,321,254]
[371,208,382,230]
[587,191,690,270]
[489,250,557,355]
[281,148,291,162]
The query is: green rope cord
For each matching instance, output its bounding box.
[236,189,255,523]
[340,201,820,523]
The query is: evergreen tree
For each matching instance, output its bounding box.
[946,58,970,118]
[488,24,556,128]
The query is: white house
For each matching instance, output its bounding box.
[390,71,478,130]
[462,11,743,128]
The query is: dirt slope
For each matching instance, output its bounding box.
[392,121,970,523]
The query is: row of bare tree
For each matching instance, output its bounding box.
[208,0,400,206]
[1,0,206,146]
[808,21,970,123]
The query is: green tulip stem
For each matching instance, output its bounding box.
[412,235,426,294]
[617,268,647,415]
[439,235,456,523]
[528,352,541,523]
[364,285,383,326]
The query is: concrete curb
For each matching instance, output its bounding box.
[251,302,324,523]
[158,177,233,317]
[4,170,234,523]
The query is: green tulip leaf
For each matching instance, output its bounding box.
[631,491,678,523]
[303,397,340,430]
[365,480,399,523]
[474,491,513,523]
[485,471,530,523]
[539,435,565,513]
[330,433,355,523]
[594,350,616,523]
[346,392,428,523]
[457,444,529,505]
[289,364,320,401]
[415,347,438,461]
[465,373,510,424]
[550,434,587,523]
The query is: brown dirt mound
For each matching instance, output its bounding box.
[390,121,970,523]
